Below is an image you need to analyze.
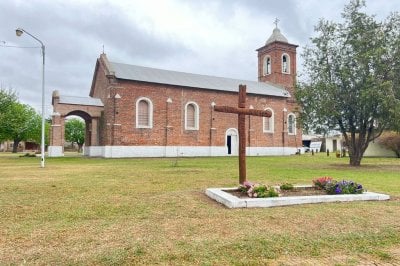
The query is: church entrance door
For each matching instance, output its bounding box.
[226,128,238,155]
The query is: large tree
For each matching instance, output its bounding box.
[0,102,42,153]
[297,0,400,166]
[0,88,17,115]
[0,88,18,141]
[65,118,85,152]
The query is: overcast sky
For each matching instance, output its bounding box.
[1,0,399,117]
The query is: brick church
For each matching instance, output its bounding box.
[48,26,301,158]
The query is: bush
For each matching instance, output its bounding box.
[239,181,279,198]
[280,183,294,190]
[313,177,333,189]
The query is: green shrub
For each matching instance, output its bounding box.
[280,183,294,190]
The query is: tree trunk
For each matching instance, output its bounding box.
[348,138,369,166]
[349,153,362,166]
[12,139,19,153]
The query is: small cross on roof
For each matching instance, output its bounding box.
[274,18,280,28]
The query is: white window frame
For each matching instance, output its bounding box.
[184,101,199,130]
[263,108,274,133]
[135,97,153,129]
[287,113,296,135]
[263,55,272,75]
[282,53,290,74]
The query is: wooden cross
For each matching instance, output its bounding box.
[214,85,272,184]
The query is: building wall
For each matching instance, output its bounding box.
[98,79,301,150]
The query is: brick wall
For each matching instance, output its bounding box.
[99,79,301,148]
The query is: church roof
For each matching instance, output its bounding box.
[109,61,290,98]
[266,27,288,45]
[59,95,104,106]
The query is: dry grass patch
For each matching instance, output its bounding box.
[0,154,399,264]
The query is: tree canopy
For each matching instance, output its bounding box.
[65,118,85,152]
[296,0,400,166]
[0,88,49,152]
[0,88,17,115]
[0,101,42,152]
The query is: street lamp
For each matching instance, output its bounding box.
[16,28,46,168]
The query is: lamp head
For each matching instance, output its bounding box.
[16,28,24,37]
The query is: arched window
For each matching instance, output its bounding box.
[136,97,153,128]
[263,108,274,133]
[263,56,271,75]
[288,113,296,135]
[185,102,199,130]
[282,53,290,74]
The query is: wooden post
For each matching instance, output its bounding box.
[238,85,247,184]
[214,85,271,184]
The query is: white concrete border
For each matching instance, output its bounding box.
[206,187,390,208]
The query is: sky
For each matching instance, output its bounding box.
[0,0,399,117]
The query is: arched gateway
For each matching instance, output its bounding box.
[48,90,104,157]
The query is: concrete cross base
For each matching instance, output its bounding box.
[206,187,390,208]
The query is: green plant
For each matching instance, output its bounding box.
[280,183,294,190]
[19,153,36,157]
[239,181,279,198]
[325,180,364,195]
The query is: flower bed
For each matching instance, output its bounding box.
[236,178,364,199]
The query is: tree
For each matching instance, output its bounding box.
[0,102,42,153]
[0,88,17,114]
[65,118,85,152]
[0,88,18,142]
[376,131,400,158]
[296,0,400,166]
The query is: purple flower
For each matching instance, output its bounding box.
[335,187,342,194]
[243,181,253,188]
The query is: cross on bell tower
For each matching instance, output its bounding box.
[274,18,280,28]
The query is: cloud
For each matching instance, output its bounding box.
[1,0,399,117]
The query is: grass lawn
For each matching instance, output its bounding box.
[0,153,399,265]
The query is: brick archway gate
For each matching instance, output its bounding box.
[48,90,104,157]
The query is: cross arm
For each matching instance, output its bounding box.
[214,106,272,117]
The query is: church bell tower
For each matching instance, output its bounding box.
[256,22,298,96]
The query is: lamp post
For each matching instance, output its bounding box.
[16,28,46,168]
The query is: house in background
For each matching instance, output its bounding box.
[0,140,39,152]
[302,133,397,157]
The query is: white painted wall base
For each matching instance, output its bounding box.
[48,146,63,157]
[82,145,299,158]
[84,146,104,157]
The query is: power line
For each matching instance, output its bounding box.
[0,41,40,49]
[0,44,41,48]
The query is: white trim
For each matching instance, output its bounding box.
[135,97,153,129]
[82,145,299,158]
[287,113,296,135]
[48,146,64,157]
[184,101,199,130]
[263,108,274,133]
[282,53,290,74]
[225,128,239,156]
